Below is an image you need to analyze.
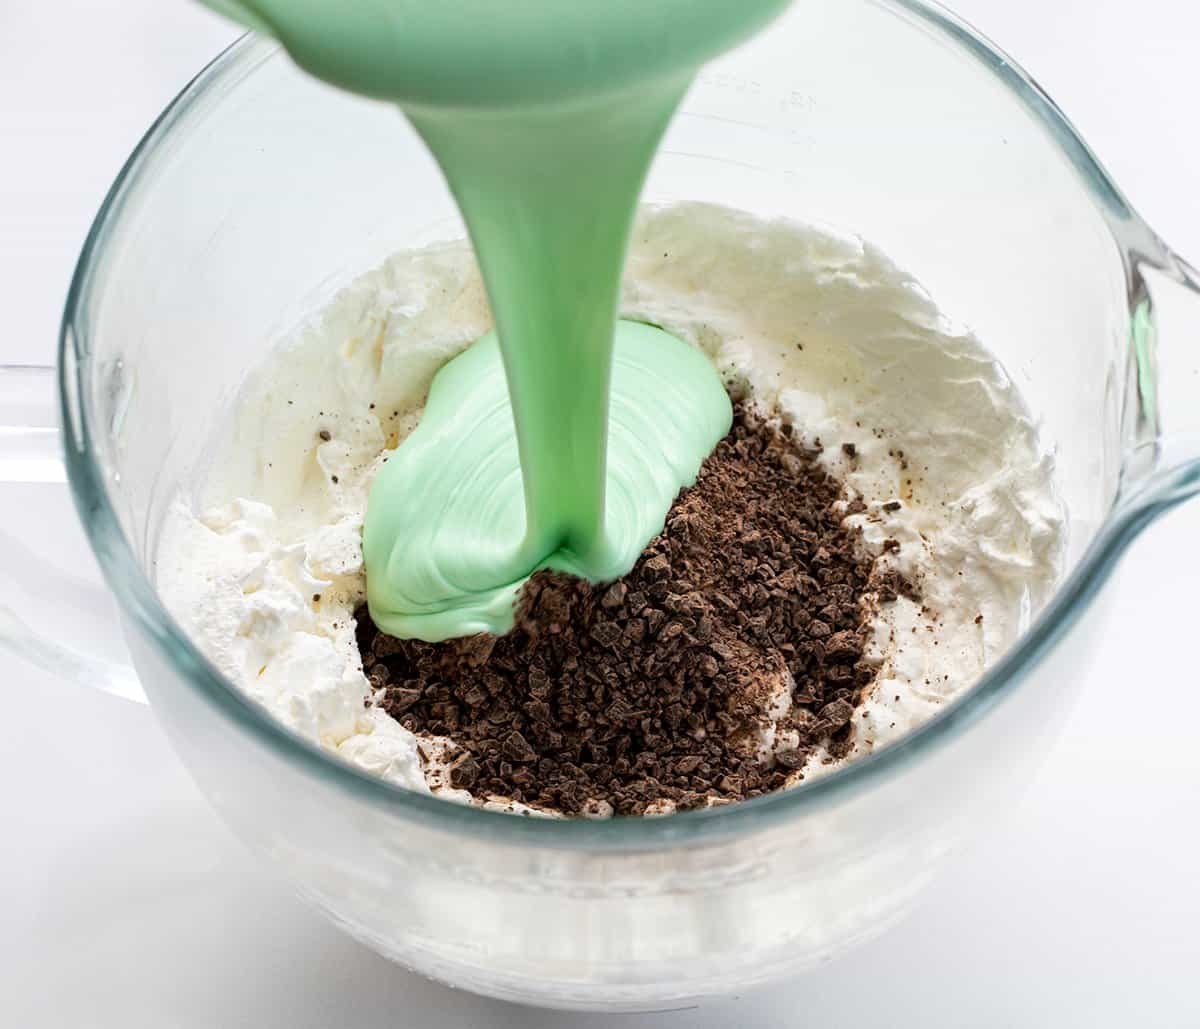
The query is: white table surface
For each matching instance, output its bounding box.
[2,2,1198,1025]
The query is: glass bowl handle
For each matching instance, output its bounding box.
[0,364,146,703]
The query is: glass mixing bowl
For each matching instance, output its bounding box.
[2,0,1199,1012]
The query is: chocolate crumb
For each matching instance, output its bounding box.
[361,404,913,816]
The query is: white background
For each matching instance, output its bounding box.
[2,2,1197,1025]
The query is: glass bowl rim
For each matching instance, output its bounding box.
[58,0,1156,849]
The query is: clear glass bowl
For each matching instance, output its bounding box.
[4,0,1198,1012]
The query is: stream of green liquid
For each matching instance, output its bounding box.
[202,0,791,641]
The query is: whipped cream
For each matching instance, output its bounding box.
[157,203,1065,810]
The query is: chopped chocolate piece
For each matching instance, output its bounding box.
[824,630,861,662]
[502,731,537,764]
[389,686,423,712]
[819,698,855,728]
[449,754,479,788]
[601,582,628,609]
[775,748,809,770]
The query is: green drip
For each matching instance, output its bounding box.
[199,0,790,640]
[364,321,731,640]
